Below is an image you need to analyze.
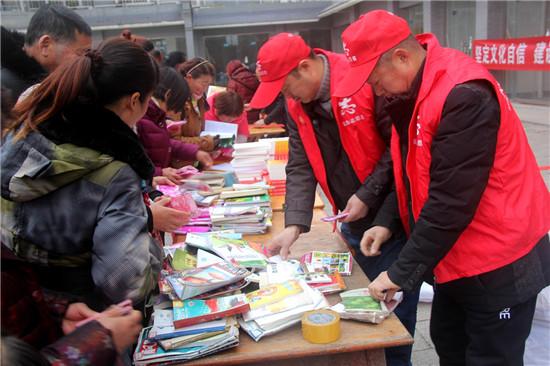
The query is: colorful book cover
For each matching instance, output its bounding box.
[301,251,353,276]
[172,249,197,271]
[245,280,303,310]
[172,294,250,328]
[166,262,249,300]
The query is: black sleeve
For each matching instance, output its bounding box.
[264,95,285,124]
[283,110,317,233]
[371,189,402,234]
[355,94,394,211]
[387,81,501,291]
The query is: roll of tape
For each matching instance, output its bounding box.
[301,309,341,344]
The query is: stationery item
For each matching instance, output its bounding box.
[75,299,133,328]
[301,309,341,344]
[301,251,353,276]
[321,212,350,222]
[168,193,199,217]
[176,165,199,177]
[166,262,250,300]
[330,288,403,324]
[307,272,347,295]
[167,120,187,128]
[172,294,250,328]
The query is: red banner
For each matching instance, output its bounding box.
[472,36,550,71]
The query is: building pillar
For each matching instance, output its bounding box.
[475,1,488,40]
[182,1,195,59]
[423,0,431,34]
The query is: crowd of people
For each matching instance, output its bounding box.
[1,3,548,366]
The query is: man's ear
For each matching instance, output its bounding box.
[164,89,172,101]
[37,35,53,58]
[391,48,410,66]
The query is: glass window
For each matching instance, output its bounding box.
[406,3,423,35]
[204,33,269,85]
[446,1,475,54]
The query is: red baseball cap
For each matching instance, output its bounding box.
[334,10,411,97]
[249,33,311,109]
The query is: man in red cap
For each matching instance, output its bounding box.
[336,10,550,366]
[249,32,419,366]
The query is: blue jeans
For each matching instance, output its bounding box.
[340,223,420,366]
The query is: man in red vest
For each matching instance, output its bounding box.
[335,10,550,366]
[249,33,419,366]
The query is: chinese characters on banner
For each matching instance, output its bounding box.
[472,36,550,71]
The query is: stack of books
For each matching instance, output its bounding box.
[210,185,272,234]
[260,137,289,197]
[231,142,270,183]
[134,314,241,365]
[238,279,329,342]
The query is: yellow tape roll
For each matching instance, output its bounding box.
[301,309,341,344]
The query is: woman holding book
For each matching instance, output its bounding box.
[1,38,162,311]
[204,90,249,142]
[171,58,218,156]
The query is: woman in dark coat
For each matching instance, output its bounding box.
[226,59,260,123]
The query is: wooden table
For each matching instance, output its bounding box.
[184,209,413,366]
[248,126,286,141]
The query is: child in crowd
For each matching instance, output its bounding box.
[137,66,213,184]
[205,90,249,142]
[1,38,162,311]
[173,58,218,153]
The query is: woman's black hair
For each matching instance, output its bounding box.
[153,66,190,114]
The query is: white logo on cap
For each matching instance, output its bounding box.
[342,42,357,63]
[256,61,267,77]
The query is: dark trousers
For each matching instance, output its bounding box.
[340,223,420,366]
[431,280,537,366]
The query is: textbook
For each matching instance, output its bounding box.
[219,188,268,199]
[166,262,250,300]
[301,251,353,276]
[172,294,250,328]
[242,280,313,322]
[149,314,228,341]
[239,282,329,342]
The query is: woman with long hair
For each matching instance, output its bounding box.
[1,38,163,311]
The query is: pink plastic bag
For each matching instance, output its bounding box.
[168,193,198,217]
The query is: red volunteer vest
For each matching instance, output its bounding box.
[392,34,550,283]
[286,50,385,212]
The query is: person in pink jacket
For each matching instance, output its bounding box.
[205,90,249,142]
[137,67,213,184]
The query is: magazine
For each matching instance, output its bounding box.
[166,262,250,300]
